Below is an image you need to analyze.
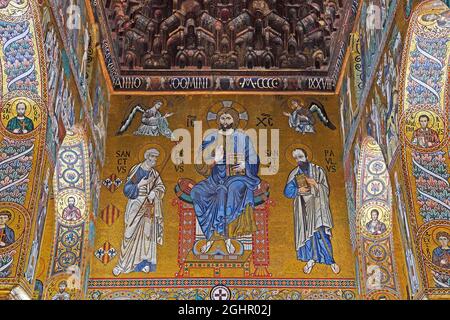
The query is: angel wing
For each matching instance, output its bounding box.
[309,100,336,130]
[116,105,146,135]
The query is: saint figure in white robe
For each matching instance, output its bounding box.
[113,149,165,276]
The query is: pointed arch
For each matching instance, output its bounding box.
[355,136,400,299]
[0,0,50,299]
[43,126,92,300]
[398,0,450,298]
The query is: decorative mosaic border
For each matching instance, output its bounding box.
[88,278,356,289]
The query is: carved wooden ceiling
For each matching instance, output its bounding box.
[93,0,359,92]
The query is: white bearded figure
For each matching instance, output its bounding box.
[113,149,166,276]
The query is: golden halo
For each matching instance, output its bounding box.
[286,97,306,109]
[56,191,88,225]
[206,100,249,129]
[0,208,14,218]
[150,97,168,109]
[44,274,82,300]
[412,110,439,129]
[125,97,168,114]
[431,227,450,247]
[5,97,35,117]
[285,143,314,166]
[0,97,42,136]
[358,204,391,237]
[418,12,440,26]
[137,143,167,169]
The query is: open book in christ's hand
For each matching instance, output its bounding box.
[226,153,246,177]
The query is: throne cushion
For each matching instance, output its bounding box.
[175,178,270,206]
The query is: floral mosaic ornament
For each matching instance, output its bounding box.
[398,0,450,297]
[0,0,49,297]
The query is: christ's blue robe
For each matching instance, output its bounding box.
[191,130,260,240]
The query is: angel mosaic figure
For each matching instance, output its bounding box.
[283,99,336,134]
[117,100,174,138]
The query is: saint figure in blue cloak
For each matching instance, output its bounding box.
[284,148,340,274]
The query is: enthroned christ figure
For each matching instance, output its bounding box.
[191,107,260,255]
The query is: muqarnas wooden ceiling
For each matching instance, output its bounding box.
[94,0,358,92]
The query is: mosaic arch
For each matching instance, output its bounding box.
[2,0,449,301]
[0,0,50,298]
[355,136,399,299]
[44,126,92,300]
[398,0,450,298]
